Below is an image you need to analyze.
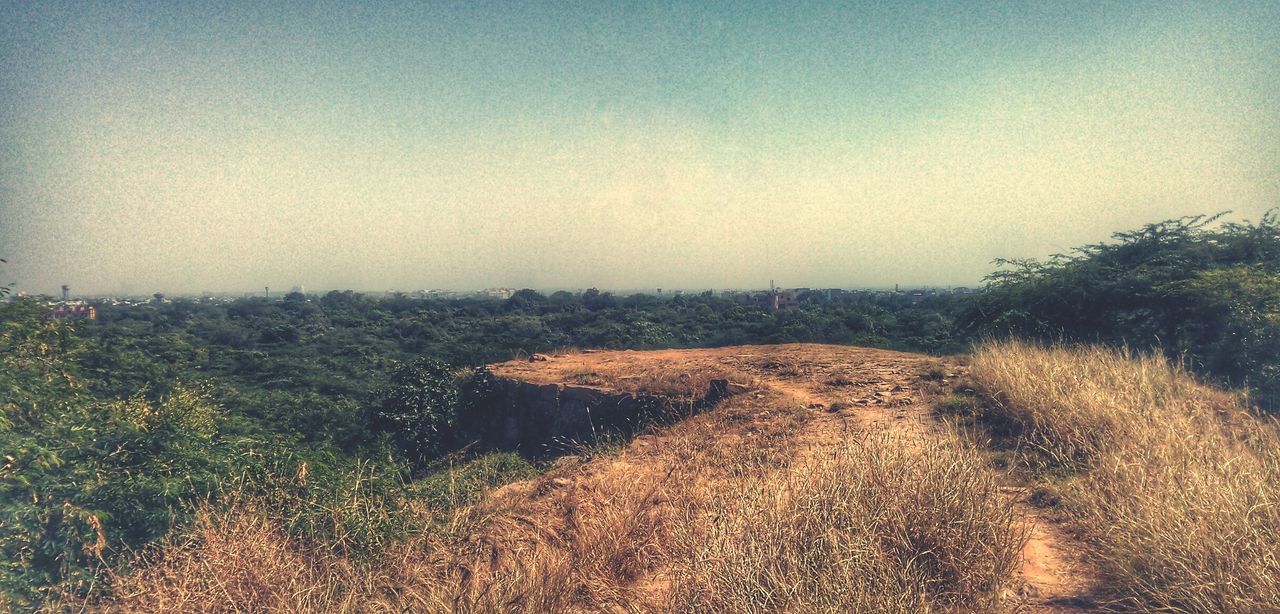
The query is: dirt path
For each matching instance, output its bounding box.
[489,344,1099,611]
[1017,505,1098,611]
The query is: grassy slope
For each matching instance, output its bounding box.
[966,340,1280,612]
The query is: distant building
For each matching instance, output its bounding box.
[770,290,798,311]
[722,289,798,311]
[49,302,96,320]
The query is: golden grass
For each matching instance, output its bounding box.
[89,350,1027,613]
[98,429,1023,613]
[95,470,675,612]
[969,340,1280,612]
[666,433,1025,613]
[100,507,362,612]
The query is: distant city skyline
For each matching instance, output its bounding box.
[3,2,1278,295]
[33,282,973,300]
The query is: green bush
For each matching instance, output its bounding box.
[961,211,1280,408]
[374,359,460,467]
[0,301,234,604]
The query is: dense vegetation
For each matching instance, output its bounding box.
[962,211,1280,408]
[0,284,963,605]
[3,210,1279,606]
[78,287,964,453]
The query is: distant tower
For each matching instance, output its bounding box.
[264,286,269,299]
[61,285,69,301]
[770,279,775,292]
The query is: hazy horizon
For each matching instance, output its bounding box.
[3,1,1278,296]
[27,284,963,300]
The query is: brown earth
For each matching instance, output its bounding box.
[487,344,1098,611]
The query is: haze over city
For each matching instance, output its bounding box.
[2,1,1277,295]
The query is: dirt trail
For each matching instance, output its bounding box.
[488,344,1098,611]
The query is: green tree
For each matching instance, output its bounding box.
[0,300,232,603]
[374,359,459,466]
[960,210,1280,407]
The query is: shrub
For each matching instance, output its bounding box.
[374,359,460,467]
[962,211,1280,409]
[1,363,233,605]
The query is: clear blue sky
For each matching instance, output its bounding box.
[2,1,1277,294]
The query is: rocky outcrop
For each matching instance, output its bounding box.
[464,378,738,455]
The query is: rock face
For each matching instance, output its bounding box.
[465,378,734,455]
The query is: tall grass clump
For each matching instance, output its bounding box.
[95,465,675,613]
[970,340,1280,611]
[668,433,1025,613]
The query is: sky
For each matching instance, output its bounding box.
[1,1,1277,295]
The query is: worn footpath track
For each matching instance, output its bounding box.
[487,344,1097,611]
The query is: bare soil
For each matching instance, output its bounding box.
[489,344,1098,611]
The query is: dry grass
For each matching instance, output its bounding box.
[89,401,1023,613]
[99,507,363,612]
[970,340,1280,612]
[667,432,1026,613]
[88,345,1030,612]
[97,430,1023,614]
[96,473,676,613]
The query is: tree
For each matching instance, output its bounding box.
[960,210,1280,408]
[548,290,579,311]
[502,289,546,313]
[374,359,459,465]
[582,288,617,310]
